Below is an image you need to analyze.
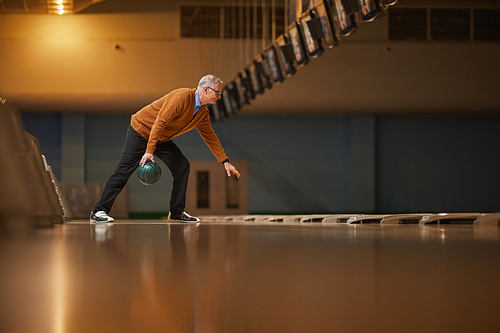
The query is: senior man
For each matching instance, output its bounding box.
[91,74,240,223]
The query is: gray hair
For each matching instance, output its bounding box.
[198,74,223,90]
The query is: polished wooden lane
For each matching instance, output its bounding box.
[1,222,499,333]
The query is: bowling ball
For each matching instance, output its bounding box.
[137,160,162,185]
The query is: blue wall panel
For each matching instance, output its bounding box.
[200,116,354,213]
[376,115,500,213]
[21,112,500,215]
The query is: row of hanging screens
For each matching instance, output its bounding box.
[209,0,399,122]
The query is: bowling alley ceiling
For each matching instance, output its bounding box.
[0,0,105,14]
[1,0,498,15]
[0,0,239,14]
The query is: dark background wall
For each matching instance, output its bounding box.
[376,115,500,213]
[21,112,500,214]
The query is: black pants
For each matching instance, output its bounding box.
[94,125,190,214]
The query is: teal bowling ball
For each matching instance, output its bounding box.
[137,160,162,185]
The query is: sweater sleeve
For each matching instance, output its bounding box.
[196,112,228,162]
[146,92,187,154]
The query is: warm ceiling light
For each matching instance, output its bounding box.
[51,0,72,15]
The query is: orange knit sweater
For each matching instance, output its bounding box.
[130,88,228,162]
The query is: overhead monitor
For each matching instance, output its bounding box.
[355,0,381,22]
[275,34,296,77]
[332,0,357,36]
[241,68,255,101]
[234,72,249,106]
[227,83,240,113]
[209,98,226,123]
[312,0,340,48]
[287,21,309,67]
[221,87,234,115]
[255,54,272,91]
[299,10,324,58]
[381,0,399,9]
[264,44,285,84]
[248,61,262,95]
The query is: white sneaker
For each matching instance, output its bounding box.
[90,211,115,223]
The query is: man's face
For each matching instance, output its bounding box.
[205,83,222,104]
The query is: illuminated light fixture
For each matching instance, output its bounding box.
[49,0,73,15]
